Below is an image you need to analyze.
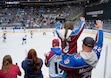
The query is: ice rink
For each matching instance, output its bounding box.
[0,28,111,78]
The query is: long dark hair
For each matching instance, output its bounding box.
[27,49,41,73]
[2,55,13,73]
[63,21,74,47]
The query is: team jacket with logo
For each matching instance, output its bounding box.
[45,47,63,78]
[56,21,85,54]
[59,30,103,78]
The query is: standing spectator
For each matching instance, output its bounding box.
[0,70,5,78]
[21,48,43,78]
[59,20,103,78]
[1,55,22,78]
[44,39,63,78]
[56,17,85,54]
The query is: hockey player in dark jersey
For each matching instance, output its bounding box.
[56,17,85,54]
[59,20,103,78]
[22,35,27,45]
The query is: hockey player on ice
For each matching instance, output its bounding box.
[2,32,6,43]
[22,35,27,45]
[30,31,33,38]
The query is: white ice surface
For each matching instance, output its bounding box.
[0,29,111,78]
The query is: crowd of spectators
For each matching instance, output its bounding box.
[0,4,83,29]
[0,2,110,32]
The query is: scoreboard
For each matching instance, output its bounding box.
[84,2,111,20]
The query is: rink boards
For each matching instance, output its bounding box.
[0,28,111,78]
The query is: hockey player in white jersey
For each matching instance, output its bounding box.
[2,31,6,43]
[30,31,33,38]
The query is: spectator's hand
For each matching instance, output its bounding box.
[95,20,103,29]
[80,17,85,21]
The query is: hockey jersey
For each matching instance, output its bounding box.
[59,30,103,78]
[56,20,85,54]
[45,47,63,78]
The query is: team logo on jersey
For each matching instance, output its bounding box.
[74,53,81,59]
[64,58,70,64]
[93,46,102,53]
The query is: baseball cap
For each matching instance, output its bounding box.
[83,37,94,48]
[52,39,59,47]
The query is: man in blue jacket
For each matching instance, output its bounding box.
[59,20,103,78]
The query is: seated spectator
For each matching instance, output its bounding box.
[21,48,43,78]
[1,55,21,78]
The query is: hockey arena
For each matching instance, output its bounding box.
[0,0,111,78]
[0,28,111,78]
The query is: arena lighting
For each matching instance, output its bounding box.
[5,1,20,4]
[18,0,89,5]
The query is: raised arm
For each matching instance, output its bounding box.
[55,21,62,36]
[93,20,103,59]
[71,17,85,35]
